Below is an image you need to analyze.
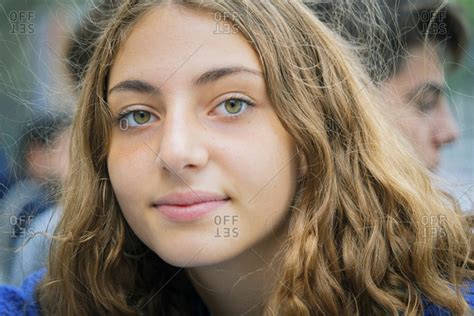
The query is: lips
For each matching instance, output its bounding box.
[153,190,230,222]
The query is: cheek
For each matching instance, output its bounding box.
[107,138,155,212]
[400,116,432,146]
[225,120,297,227]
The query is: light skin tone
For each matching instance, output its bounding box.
[106,5,298,316]
[381,44,459,170]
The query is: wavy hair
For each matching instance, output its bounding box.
[37,0,473,315]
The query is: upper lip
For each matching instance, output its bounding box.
[153,190,229,206]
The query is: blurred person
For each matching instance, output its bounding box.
[0,113,70,285]
[311,0,468,171]
[0,0,115,287]
[0,4,82,287]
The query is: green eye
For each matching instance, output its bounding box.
[133,111,151,124]
[117,109,158,131]
[224,99,243,114]
[214,97,255,119]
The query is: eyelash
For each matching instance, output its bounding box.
[418,100,438,113]
[415,92,441,113]
[114,96,256,129]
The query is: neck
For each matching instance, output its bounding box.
[185,215,290,316]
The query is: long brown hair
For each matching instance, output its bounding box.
[38,0,473,315]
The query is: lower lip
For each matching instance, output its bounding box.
[155,199,230,222]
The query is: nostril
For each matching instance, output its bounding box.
[434,119,460,146]
[445,125,460,144]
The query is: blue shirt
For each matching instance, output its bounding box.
[0,268,472,315]
[0,268,44,315]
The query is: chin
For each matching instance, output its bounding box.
[158,250,228,268]
[152,240,242,268]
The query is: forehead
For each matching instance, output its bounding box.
[108,4,262,89]
[390,44,444,90]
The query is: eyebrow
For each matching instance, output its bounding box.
[108,66,263,96]
[194,66,262,86]
[108,80,157,95]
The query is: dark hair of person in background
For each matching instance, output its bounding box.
[14,113,71,181]
[308,0,468,83]
[65,0,120,90]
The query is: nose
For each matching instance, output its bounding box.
[433,101,460,146]
[155,106,209,176]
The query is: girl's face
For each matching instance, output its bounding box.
[106,5,298,267]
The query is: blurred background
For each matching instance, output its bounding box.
[439,0,474,210]
[0,0,84,285]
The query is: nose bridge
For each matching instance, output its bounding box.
[163,104,192,143]
[157,100,207,173]
[434,101,460,145]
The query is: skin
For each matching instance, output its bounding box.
[381,44,459,170]
[106,5,298,315]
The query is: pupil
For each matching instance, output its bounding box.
[134,111,149,123]
[226,100,240,113]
